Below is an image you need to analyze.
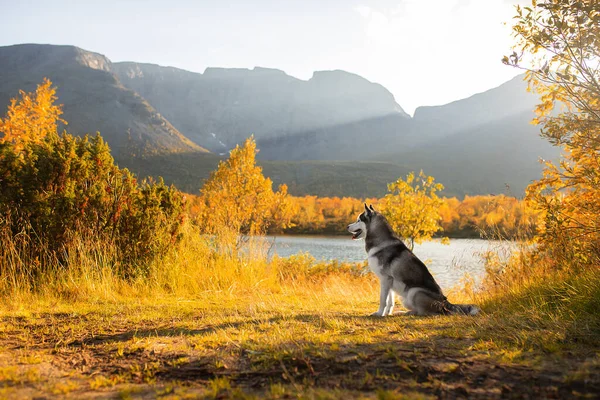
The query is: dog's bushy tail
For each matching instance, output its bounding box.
[444,301,480,316]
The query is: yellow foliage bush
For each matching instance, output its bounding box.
[195,136,292,250]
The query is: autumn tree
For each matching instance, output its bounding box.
[197,136,291,247]
[379,171,444,250]
[0,78,65,151]
[439,197,461,235]
[290,195,326,232]
[504,0,600,268]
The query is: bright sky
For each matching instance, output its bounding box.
[0,0,528,115]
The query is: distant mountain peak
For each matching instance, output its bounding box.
[0,43,207,158]
[413,73,530,119]
[308,69,409,118]
[112,61,410,150]
[0,43,112,73]
[251,66,288,76]
[72,47,112,72]
[310,69,365,81]
[202,66,293,80]
[203,67,253,78]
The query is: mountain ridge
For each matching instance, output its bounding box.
[0,43,558,197]
[112,60,409,152]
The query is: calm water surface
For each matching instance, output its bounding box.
[267,236,505,289]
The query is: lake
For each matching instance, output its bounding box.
[266,236,505,289]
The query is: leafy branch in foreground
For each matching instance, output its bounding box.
[504,0,600,270]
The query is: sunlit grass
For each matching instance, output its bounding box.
[0,221,599,398]
[1,282,597,398]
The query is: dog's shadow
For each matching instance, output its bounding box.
[362,311,433,320]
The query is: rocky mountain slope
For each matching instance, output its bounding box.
[0,44,206,159]
[112,62,409,153]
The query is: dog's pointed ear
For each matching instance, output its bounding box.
[369,204,375,212]
[364,203,371,215]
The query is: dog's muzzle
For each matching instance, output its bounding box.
[347,226,363,240]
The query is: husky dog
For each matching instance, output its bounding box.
[348,204,479,317]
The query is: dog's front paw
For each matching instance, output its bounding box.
[370,311,384,317]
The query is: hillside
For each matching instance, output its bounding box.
[121,152,410,198]
[381,76,558,196]
[255,75,558,196]
[0,44,206,159]
[411,75,539,143]
[391,110,557,196]
[112,62,409,152]
[256,114,412,161]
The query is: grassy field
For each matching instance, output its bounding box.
[1,268,599,400]
[0,218,598,399]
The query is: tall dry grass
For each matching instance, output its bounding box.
[0,219,375,307]
[456,217,600,351]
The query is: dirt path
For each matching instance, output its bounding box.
[1,306,598,399]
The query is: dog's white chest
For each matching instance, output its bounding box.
[367,256,384,277]
[367,244,409,297]
[367,245,387,278]
[367,257,381,275]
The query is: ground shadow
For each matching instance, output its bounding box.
[43,312,596,398]
[67,315,292,346]
[6,311,599,398]
[66,312,445,346]
[151,334,594,399]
